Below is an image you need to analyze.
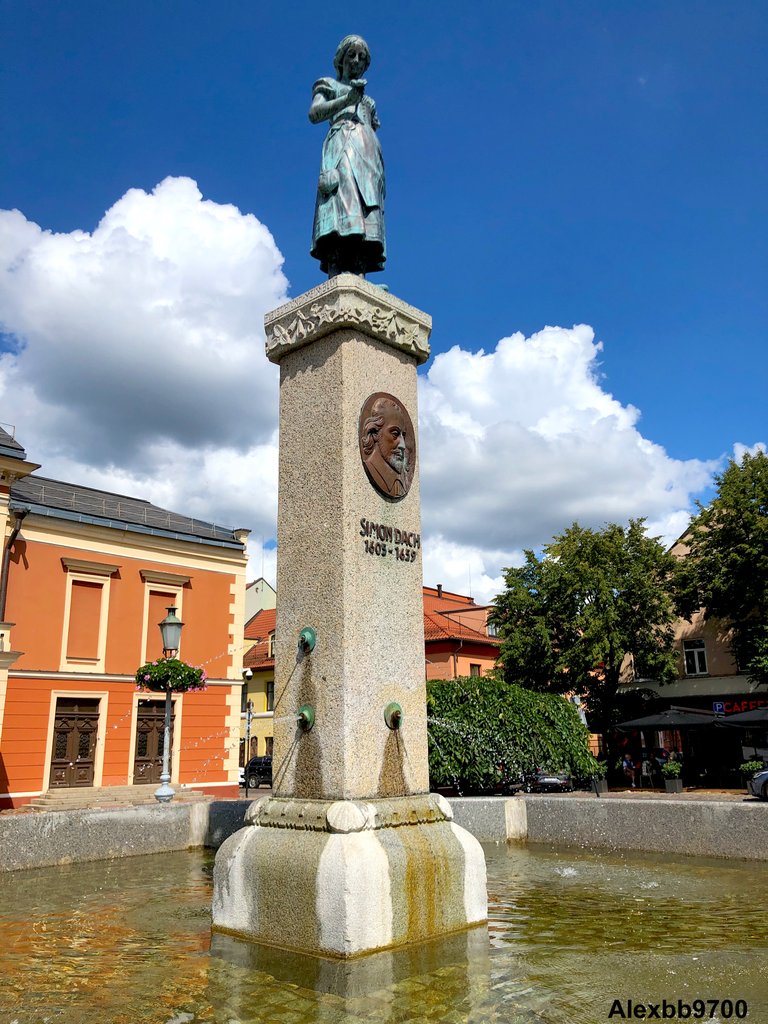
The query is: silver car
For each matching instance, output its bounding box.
[747,768,768,801]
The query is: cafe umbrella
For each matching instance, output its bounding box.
[616,707,723,788]
[617,707,720,729]
[715,706,768,761]
[715,706,768,727]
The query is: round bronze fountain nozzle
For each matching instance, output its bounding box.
[298,626,317,654]
[384,702,403,730]
[297,704,315,732]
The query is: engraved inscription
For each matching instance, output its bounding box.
[359,392,415,499]
[360,517,420,563]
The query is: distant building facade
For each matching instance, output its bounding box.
[618,535,768,779]
[0,427,248,808]
[240,607,275,761]
[423,585,500,680]
[623,536,766,717]
[244,576,276,621]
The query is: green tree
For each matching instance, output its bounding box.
[427,676,598,791]
[675,450,768,685]
[490,520,678,753]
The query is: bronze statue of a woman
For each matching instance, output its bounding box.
[309,35,385,278]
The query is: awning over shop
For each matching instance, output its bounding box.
[617,707,720,730]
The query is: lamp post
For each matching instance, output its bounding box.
[245,699,254,761]
[155,605,184,804]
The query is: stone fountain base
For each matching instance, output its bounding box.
[212,792,487,958]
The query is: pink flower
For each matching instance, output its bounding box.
[144,674,151,681]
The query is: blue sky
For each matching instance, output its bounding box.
[1,1,765,598]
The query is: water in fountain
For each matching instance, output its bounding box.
[3,843,766,1022]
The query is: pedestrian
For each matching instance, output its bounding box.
[622,753,636,788]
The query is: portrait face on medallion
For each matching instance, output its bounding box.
[359,392,415,499]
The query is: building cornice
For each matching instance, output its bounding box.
[9,670,236,685]
[15,514,248,571]
[0,456,41,484]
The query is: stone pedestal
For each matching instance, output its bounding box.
[213,275,486,956]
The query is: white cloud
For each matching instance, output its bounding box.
[0,178,287,572]
[418,326,716,602]
[0,183,725,600]
[421,536,511,608]
[733,441,766,461]
[0,176,287,464]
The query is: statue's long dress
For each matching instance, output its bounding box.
[310,77,386,274]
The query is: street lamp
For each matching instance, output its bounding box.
[155,606,184,804]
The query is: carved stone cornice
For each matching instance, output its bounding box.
[0,456,41,484]
[244,792,453,832]
[264,274,431,365]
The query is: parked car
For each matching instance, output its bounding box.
[244,755,273,790]
[747,767,768,801]
[524,769,574,794]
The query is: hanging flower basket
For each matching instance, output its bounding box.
[135,658,208,693]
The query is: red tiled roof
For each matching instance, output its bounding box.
[423,610,500,646]
[243,641,274,670]
[244,607,276,641]
[243,607,276,670]
[423,587,491,616]
[424,587,473,614]
[242,590,497,659]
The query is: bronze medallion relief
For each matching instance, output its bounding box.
[359,392,415,499]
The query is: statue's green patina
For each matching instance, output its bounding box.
[309,35,385,278]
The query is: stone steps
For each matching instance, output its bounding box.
[29,785,211,811]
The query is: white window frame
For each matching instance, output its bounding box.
[59,559,119,673]
[683,639,708,676]
[139,570,189,663]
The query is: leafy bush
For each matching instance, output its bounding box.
[661,760,682,779]
[135,658,207,693]
[739,760,764,777]
[426,676,599,792]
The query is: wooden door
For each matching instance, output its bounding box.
[133,699,174,785]
[49,698,100,788]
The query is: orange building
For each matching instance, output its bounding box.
[423,585,500,680]
[0,427,248,808]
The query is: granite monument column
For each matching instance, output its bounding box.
[212,276,486,957]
